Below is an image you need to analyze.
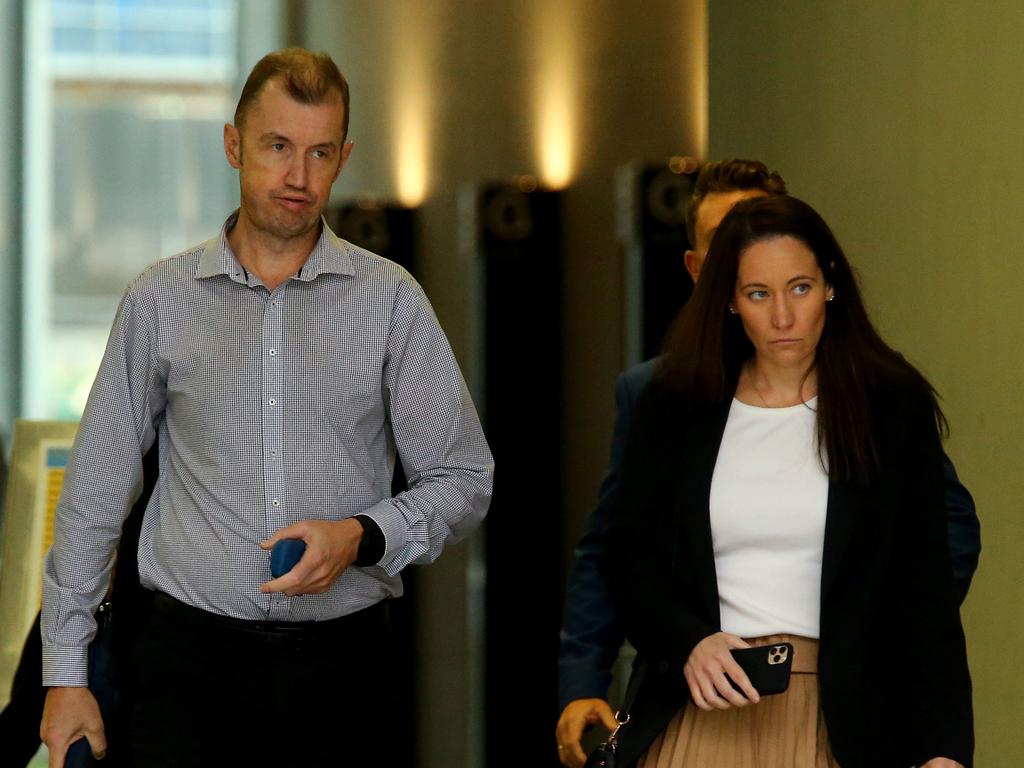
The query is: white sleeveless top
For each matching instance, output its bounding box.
[709,397,828,639]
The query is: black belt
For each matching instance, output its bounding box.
[151,590,387,639]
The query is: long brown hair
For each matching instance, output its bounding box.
[660,195,946,483]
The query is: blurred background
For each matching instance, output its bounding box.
[0,0,1021,764]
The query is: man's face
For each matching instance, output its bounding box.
[684,188,769,283]
[223,78,352,242]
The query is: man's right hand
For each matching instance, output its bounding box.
[259,518,363,596]
[40,686,106,767]
[555,697,618,768]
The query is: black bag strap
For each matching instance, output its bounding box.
[618,657,646,717]
[605,657,647,749]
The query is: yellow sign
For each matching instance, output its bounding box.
[37,444,72,604]
[0,421,78,710]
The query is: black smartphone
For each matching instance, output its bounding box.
[727,642,794,697]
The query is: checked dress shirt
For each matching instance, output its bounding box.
[42,212,494,686]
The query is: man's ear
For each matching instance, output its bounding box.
[333,140,355,182]
[224,123,242,169]
[684,249,704,284]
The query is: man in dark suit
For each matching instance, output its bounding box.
[554,158,981,767]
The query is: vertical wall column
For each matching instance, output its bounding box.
[616,159,698,366]
[0,0,23,445]
[471,180,564,765]
[327,201,417,274]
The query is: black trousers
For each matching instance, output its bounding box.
[130,593,397,768]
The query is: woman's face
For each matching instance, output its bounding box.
[732,235,833,372]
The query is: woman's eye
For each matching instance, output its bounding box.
[749,290,768,300]
[793,283,811,295]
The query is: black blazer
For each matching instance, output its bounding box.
[605,380,973,768]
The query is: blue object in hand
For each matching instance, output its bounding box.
[270,539,306,578]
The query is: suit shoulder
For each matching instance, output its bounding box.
[618,357,660,398]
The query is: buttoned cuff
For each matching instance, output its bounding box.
[359,499,428,577]
[42,644,89,688]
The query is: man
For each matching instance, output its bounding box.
[40,48,493,768]
[555,159,980,767]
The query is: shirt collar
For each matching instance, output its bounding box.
[196,210,356,282]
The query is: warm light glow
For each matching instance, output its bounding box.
[534,3,579,189]
[538,75,574,189]
[686,1,709,158]
[516,175,539,194]
[669,155,701,175]
[391,6,434,207]
[395,103,428,206]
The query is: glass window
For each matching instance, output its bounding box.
[25,0,239,418]
[51,0,236,80]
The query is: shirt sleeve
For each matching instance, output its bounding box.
[41,285,164,686]
[358,276,493,576]
[940,452,980,604]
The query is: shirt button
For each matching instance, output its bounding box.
[272,499,280,507]
[268,398,276,406]
[271,449,278,457]
[268,348,277,356]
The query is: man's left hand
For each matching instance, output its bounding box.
[259,518,363,596]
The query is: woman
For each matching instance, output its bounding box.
[606,196,972,767]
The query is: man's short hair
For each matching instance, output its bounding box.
[685,159,788,246]
[234,47,351,141]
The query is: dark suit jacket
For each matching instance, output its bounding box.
[558,359,659,706]
[605,379,973,768]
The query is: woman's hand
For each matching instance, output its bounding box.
[920,760,963,768]
[683,632,760,710]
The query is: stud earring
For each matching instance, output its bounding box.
[728,305,738,315]
[826,294,835,303]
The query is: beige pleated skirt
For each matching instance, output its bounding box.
[639,635,839,768]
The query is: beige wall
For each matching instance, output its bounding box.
[300,2,706,764]
[709,1,1024,762]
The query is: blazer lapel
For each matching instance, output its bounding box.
[675,399,731,627]
[820,478,863,604]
